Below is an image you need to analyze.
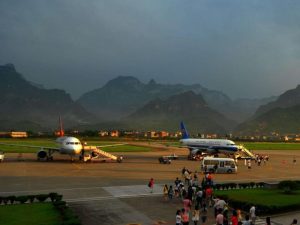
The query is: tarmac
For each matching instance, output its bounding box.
[0,145,300,225]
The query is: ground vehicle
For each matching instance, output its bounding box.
[158,156,171,164]
[0,151,4,162]
[201,157,237,173]
[166,153,178,160]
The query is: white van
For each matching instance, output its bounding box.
[201,157,237,173]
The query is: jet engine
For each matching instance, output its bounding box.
[37,150,47,159]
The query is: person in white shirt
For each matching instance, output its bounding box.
[249,205,256,225]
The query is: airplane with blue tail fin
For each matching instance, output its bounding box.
[180,122,238,156]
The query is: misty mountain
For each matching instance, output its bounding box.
[235,85,300,135]
[123,91,236,133]
[78,76,272,123]
[0,64,93,130]
[255,85,300,116]
[235,105,300,135]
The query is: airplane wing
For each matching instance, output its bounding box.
[95,143,127,148]
[0,143,60,151]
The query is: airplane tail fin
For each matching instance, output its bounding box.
[58,116,65,137]
[180,121,189,139]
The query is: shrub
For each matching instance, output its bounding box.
[256,182,265,188]
[8,196,16,204]
[278,180,298,194]
[3,197,9,205]
[228,183,237,189]
[28,195,35,203]
[53,200,67,207]
[36,194,49,202]
[0,197,2,205]
[49,192,58,202]
[215,184,221,190]
[55,195,63,202]
[16,196,28,204]
[60,218,81,225]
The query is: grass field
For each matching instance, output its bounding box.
[0,203,60,225]
[238,142,300,150]
[0,138,152,153]
[161,140,300,150]
[215,189,300,207]
[1,138,300,153]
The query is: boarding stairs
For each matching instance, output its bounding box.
[83,146,123,163]
[235,145,255,160]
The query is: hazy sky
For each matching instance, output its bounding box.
[1,0,300,100]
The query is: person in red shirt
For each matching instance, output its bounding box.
[205,186,213,207]
[231,210,238,225]
[181,208,190,225]
[148,178,154,193]
[183,196,192,213]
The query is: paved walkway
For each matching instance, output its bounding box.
[67,184,300,225]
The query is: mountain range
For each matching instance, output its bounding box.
[236,85,300,135]
[1,63,300,135]
[77,76,275,123]
[0,64,92,130]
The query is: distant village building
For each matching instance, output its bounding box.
[0,132,28,138]
[145,131,170,138]
[99,131,109,137]
[205,134,218,139]
[295,137,300,141]
[110,130,119,137]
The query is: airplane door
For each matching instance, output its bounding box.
[219,161,225,173]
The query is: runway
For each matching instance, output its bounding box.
[0,148,300,224]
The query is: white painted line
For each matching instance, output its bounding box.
[66,192,162,203]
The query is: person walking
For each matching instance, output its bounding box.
[249,205,256,225]
[291,219,298,225]
[176,209,182,225]
[168,185,174,200]
[192,205,200,225]
[216,208,224,225]
[183,196,192,213]
[148,178,154,193]
[163,184,169,201]
[266,217,271,225]
[231,210,238,225]
[181,208,190,225]
[247,160,252,169]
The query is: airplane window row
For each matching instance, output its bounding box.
[66,142,80,145]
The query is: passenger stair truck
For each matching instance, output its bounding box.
[235,145,255,160]
[83,146,123,163]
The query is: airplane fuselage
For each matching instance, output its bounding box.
[55,136,83,155]
[180,138,238,154]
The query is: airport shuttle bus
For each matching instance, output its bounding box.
[201,157,237,174]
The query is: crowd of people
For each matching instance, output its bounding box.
[148,166,297,225]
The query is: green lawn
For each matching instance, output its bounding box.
[238,142,300,150]
[0,138,152,153]
[0,203,61,225]
[215,189,300,207]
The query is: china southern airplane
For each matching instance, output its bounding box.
[0,118,124,162]
[179,122,238,156]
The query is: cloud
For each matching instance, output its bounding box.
[1,0,300,99]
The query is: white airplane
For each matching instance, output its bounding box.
[0,118,124,162]
[179,122,238,156]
